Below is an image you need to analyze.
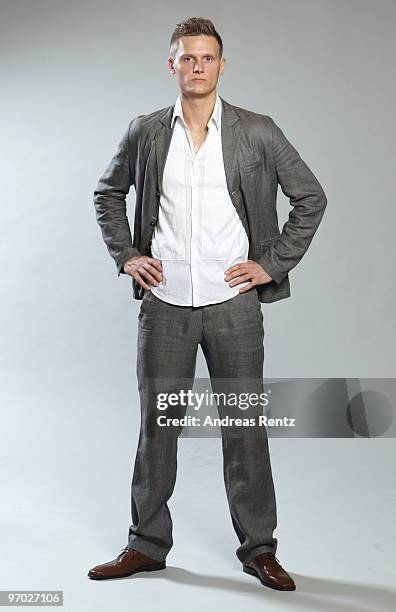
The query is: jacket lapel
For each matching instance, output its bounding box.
[219,95,241,195]
[152,96,250,243]
[154,95,240,196]
[155,106,175,193]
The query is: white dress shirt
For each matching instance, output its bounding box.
[150,92,250,307]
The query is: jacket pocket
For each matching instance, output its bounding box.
[258,236,279,258]
[259,235,279,248]
[243,158,262,174]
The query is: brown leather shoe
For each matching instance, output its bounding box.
[243,552,296,591]
[88,546,166,580]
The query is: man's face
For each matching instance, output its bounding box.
[168,35,225,97]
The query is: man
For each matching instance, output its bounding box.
[88,17,327,592]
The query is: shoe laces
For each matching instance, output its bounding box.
[117,546,132,559]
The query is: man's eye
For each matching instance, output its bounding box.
[206,57,213,61]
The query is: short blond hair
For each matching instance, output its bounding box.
[170,17,223,58]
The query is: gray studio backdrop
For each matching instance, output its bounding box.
[1,1,395,611]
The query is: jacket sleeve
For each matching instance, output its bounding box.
[93,117,142,277]
[257,116,327,285]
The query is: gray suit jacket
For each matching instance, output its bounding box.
[94,96,327,303]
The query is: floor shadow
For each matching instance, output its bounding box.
[122,567,396,611]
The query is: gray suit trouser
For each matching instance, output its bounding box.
[127,288,278,565]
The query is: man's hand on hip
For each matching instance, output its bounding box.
[224,260,272,293]
[123,255,163,290]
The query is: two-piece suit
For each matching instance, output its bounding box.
[93,96,327,564]
[94,96,327,303]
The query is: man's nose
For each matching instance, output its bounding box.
[193,62,204,73]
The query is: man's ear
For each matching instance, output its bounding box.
[167,57,175,74]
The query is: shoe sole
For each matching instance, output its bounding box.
[243,565,296,591]
[88,561,166,580]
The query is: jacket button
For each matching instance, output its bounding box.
[155,190,161,197]
[150,219,157,226]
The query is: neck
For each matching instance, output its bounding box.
[179,90,217,130]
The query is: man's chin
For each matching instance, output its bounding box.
[183,85,214,97]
